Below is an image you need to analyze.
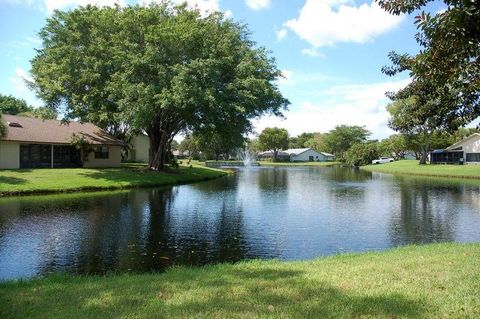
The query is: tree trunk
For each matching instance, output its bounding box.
[147,127,168,171]
[273,149,278,162]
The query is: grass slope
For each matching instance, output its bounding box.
[1,243,479,318]
[0,163,227,196]
[362,160,480,179]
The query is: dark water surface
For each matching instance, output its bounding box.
[1,166,480,280]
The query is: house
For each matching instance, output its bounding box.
[0,114,123,169]
[430,133,480,164]
[258,148,334,162]
[125,134,150,162]
[286,148,334,162]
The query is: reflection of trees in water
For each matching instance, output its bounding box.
[327,166,372,183]
[389,178,459,246]
[257,168,288,190]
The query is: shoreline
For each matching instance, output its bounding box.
[0,164,229,197]
[1,242,478,318]
[361,159,480,180]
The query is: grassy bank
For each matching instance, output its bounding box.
[258,161,340,167]
[0,163,227,196]
[362,159,480,179]
[1,243,478,318]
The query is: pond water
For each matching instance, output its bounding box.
[1,166,480,280]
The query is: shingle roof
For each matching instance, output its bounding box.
[0,114,124,146]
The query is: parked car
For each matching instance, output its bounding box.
[372,157,394,164]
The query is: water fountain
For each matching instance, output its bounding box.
[238,149,259,167]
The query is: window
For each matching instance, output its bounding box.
[466,153,480,162]
[94,146,109,159]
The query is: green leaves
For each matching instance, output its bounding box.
[30,2,288,170]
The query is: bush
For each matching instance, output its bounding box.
[345,142,380,167]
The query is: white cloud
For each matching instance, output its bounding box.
[254,79,410,139]
[9,68,42,107]
[284,0,404,51]
[44,0,124,12]
[245,0,270,10]
[301,47,325,58]
[276,28,287,41]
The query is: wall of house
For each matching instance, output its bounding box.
[0,141,20,169]
[455,136,480,164]
[84,145,122,168]
[291,149,323,162]
[126,135,150,163]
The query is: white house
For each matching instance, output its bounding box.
[286,148,334,162]
[430,133,480,164]
[258,148,334,162]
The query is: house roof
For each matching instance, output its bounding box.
[0,114,124,146]
[446,133,480,150]
[284,148,311,155]
[320,152,334,157]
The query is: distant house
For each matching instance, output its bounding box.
[259,148,334,162]
[0,114,123,169]
[430,133,480,165]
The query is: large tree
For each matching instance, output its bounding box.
[258,127,289,162]
[378,0,480,130]
[30,3,288,171]
[322,125,370,159]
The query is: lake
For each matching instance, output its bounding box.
[1,166,479,280]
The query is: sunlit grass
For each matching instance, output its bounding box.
[362,159,480,179]
[1,243,479,318]
[0,163,227,196]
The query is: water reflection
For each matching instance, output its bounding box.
[1,167,480,280]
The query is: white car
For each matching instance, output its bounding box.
[372,157,394,164]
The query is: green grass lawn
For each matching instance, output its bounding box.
[258,161,340,167]
[362,159,480,179]
[1,243,478,318]
[0,163,227,196]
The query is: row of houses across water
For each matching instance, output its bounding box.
[1,114,479,169]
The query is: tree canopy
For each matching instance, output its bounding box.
[322,125,370,159]
[0,94,31,115]
[258,127,289,161]
[378,0,480,130]
[30,3,289,170]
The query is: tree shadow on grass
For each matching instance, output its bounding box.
[78,167,220,188]
[0,176,27,185]
[0,265,429,319]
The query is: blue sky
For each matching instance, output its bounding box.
[0,0,446,139]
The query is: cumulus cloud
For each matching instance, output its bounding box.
[44,0,124,12]
[245,0,270,10]
[284,0,404,51]
[276,28,287,41]
[253,79,410,139]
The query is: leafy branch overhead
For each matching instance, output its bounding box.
[379,0,480,130]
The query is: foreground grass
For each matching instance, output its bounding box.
[258,161,340,167]
[1,243,479,319]
[362,159,480,179]
[0,163,227,196]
